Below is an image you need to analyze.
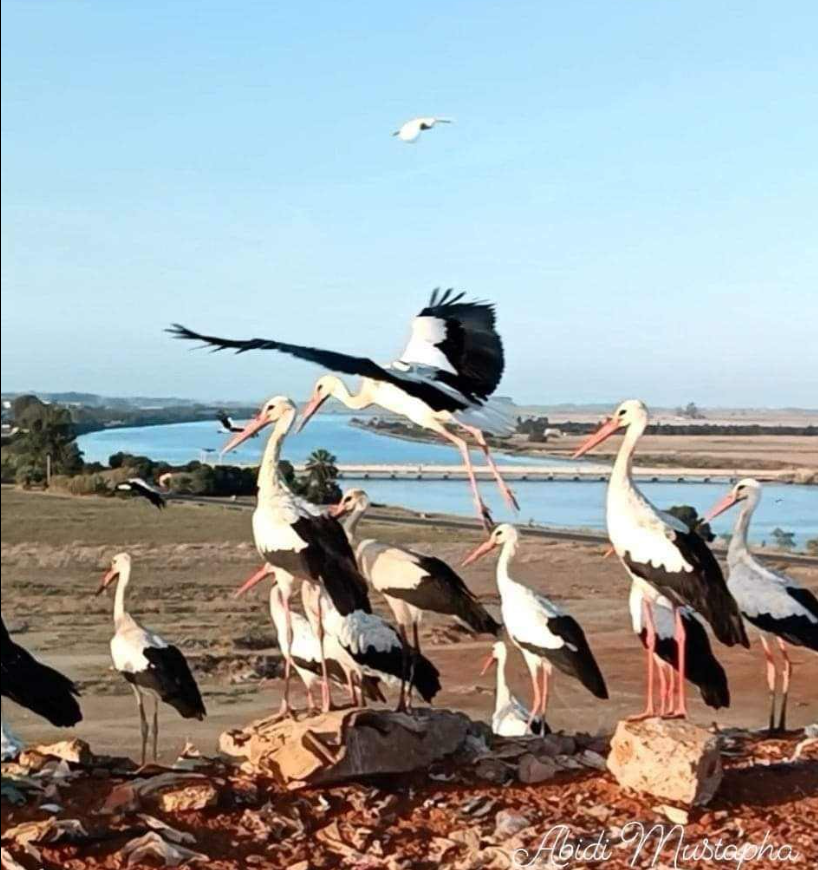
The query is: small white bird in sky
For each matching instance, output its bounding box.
[393,116,453,143]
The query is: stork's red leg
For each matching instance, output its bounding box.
[672,608,689,718]
[316,597,333,713]
[527,665,542,731]
[437,426,494,531]
[459,424,520,512]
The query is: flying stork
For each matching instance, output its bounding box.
[332,488,500,706]
[481,640,549,737]
[573,399,749,719]
[629,584,731,714]
[1,616,82,742]
[224,396,371,715]
[704,478,818,732]
[463,524,609,730]
[168,288,517,529]
[98,553,206,765]
[393,116,453,143]
[116,478,167,510]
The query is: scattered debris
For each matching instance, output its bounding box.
[119,832,208,866]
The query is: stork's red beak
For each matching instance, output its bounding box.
[222,414,268,454]
[234,564,275,598]
[297,393,328,433]
[480,652,497,676]
[703,493,738,524]
[462,538,498,567]
[327,501,348,518]
[573,417,621,459]
[96,568,118,596]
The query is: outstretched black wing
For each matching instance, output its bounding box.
[400,288,505,400]
[118,479,166,510]
[167,323,468,413]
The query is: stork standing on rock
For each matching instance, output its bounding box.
[704,478,818,732]
[300,582,442,710]
[573,400,749,719]
[262,582,386,711]
[169,289,517,529]
[332,488,501,707]
[628,584,731,714]
[98,553,206,765]
[224,396,371,715]
[463,525,609,730]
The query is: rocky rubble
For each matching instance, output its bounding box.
[1,721,816,869]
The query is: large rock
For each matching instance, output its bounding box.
[220,708,479,788]
[607,718,723,806]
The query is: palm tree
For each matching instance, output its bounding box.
[303,449,341,505]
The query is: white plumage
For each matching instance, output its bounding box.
[1,718,23,761]
[393,116,453,143]
[463,525,608,729]
[482,641,545,737]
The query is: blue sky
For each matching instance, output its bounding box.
[2,1,816,407]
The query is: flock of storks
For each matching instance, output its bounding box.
[2,291,816,765]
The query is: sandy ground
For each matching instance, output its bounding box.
[2,488,816,765]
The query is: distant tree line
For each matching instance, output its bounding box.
[2,395,342,504]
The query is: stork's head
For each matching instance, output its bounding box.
[97,552,131,595]
[328,488,370,519]
[480,640,508,676]
[222,395,295,453]
[573,399,649,458]
[704,478,762,523]
[298,376,343,433]
[462,523,519,566]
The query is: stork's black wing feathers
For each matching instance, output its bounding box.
[418,288,505,399]
[292,515,373,617]
[624,531,749,649]
[136,646,207,720]
[1,618,83,727]
[167,324,467,413]
[121,479,166,510]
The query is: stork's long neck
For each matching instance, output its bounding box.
[493,651,513,713]
[728,499,756,563]
[257,410,296,502]
[114,564,131,626]
[331,379,375,412]
[610,420,645,492]
[497,541,518,590]
[339,505,366,542]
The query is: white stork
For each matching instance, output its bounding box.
[168,289,517,529]
[392,116,453,143]
[463,525,608,729]
[704,478,818,732]
[481,640,548,737]
[224,396,372,714]
[628,584,730,715]
[1,616,82,739]
[301,582,441,710]
[116,478,167,510]
[98,553,206,765]
[262,583,386,711]
[332,488,501,707]
[573,400,749,719]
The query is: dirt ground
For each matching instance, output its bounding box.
[2,487,816,763]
